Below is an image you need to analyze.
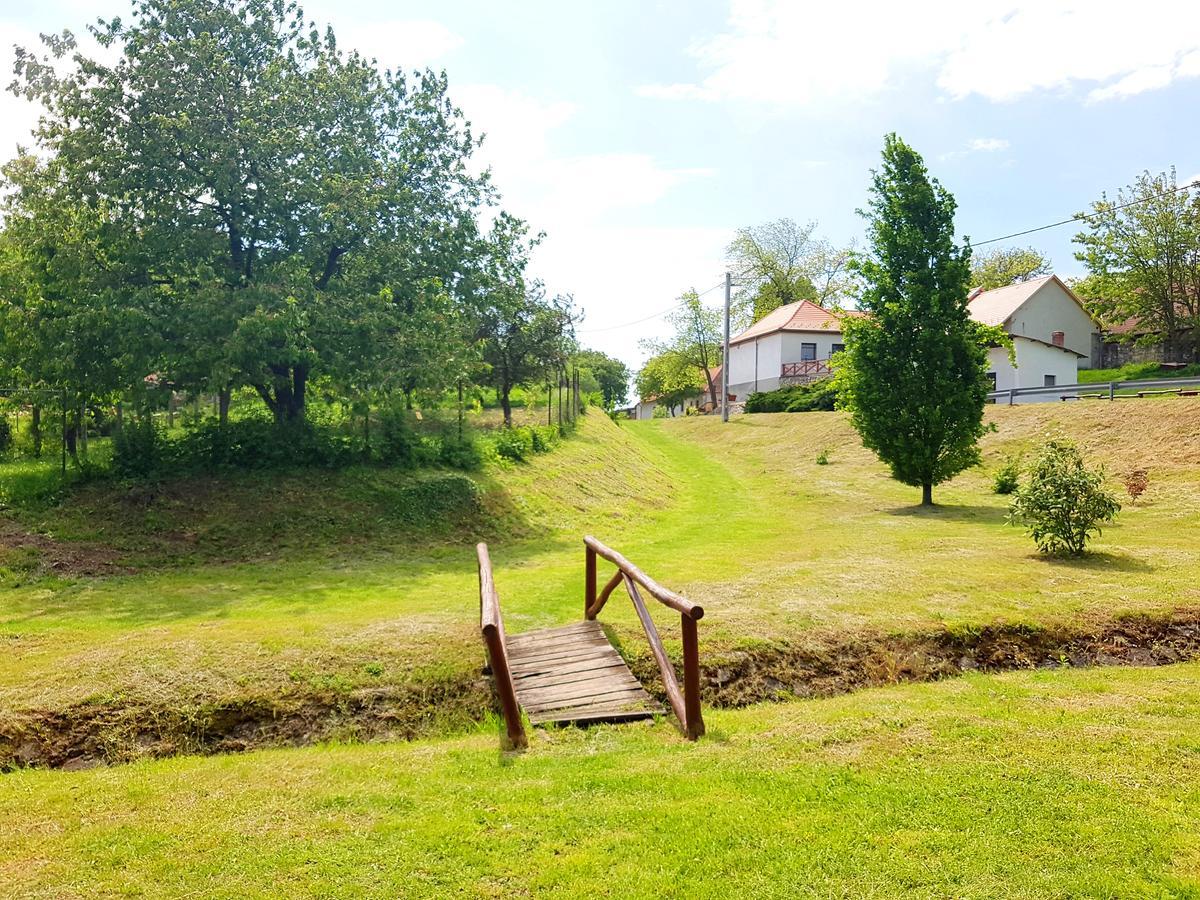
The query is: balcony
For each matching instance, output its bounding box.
[780,360,833,383]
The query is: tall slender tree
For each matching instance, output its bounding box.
[836,135,991,506]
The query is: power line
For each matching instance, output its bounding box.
[576,279,727,334]
[969,177,1200,248]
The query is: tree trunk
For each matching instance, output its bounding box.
[218,388,231,427]
[921,482,933,506]
[31,405,41,457]
[500,385,513,427]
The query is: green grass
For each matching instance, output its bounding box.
[3,402,1200,732]
[3,662,1200,896]
[1078,361,1200,383]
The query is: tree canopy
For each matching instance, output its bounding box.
[726,219,857,324]
[970,246,1052,291]
[1073,168,1200,357]
[836,135,992,506]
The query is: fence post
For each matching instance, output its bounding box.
[585,543,596,619]
[681,614,704,740]
[1008,388,1016,406]
[1109,381,1116,401]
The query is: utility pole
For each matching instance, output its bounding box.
[721,271,731,423]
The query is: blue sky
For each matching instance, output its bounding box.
[4,0,1200,369]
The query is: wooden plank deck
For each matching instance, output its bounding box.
[506,620,662,726]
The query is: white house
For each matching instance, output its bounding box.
[722,275,1099,404]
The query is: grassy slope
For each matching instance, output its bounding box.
[3,402,1200,723]
[3,662,1199,897]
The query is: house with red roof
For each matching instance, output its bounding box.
[723,275,1100,405]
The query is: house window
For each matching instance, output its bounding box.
[986,372,997,390]
[800,342,817,361]
[1044,374,1056,387]
[831,343,845,355]
[1051,331,1065,347]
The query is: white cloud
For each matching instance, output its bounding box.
[335,19,464,71]
[967,138,1010,152]
[639,0,1200,107]
[452,84,721,366]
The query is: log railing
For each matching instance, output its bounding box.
[583,535,705,740]
[477,542,527,750]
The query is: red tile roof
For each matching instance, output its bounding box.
[728,300,865,346]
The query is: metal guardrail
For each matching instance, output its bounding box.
[987,376,1200,404]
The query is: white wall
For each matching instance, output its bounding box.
[1008,281,1098,365]
[987,338,1081,403]
[726,330,845,399]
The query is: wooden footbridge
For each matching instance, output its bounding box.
[477,536,705,749]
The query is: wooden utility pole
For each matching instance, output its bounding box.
[721,271,731,423]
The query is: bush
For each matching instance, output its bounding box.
[1007,440,1121,556]
[377,405,424,468]
[530,425,558,453]
[113,415,160,477]
[440,433,482,470]
[815,448,830,465]
[0,417,12,455]
[494,426,533,462]
[992,453,1021,494]
[744,380,839,413]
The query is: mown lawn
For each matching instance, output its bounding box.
[2,401,1200,729]
[3,661,1200,897]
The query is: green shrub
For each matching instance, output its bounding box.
[377,405,423,468]
[495,427,533,461]
[113,416,160,477]
[1007,440,1121,555]
[815,448,830,465]
[440,433,482,470]
[530,425,558,453]
[0,417,12,455]
[992,453,1021,494]
[744,380,839,413]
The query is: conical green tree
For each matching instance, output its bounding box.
[837,135,990,506]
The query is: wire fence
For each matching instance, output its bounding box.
[988,376,1200,404]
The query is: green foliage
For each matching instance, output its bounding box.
[992,454,1022,495]
[494,427,534,462]
[439,434,482,471]
[1008,441,1121,555]
[113,417,160,478]
[744,381,839,413]
[639,290,721,410]
[635,351,706,417]
[726,218,858,324]
[1078,362,1200,384]
[970,246,1052,291]
[529,425,559,453]
[573,350,631,411]
[388,474,481,527]
[815,448,830,465]
[836,134,988,506]
[0,417,12,455]
[1074,168,1200,357]
[377,406,426,469]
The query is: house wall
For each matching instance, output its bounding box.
[987,338,1080,403]
[1007,281,1098,366]
[726,330,845,399]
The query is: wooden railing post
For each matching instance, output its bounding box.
[585,543,597,619]
[477,543,527,750]
[681,614,704,740]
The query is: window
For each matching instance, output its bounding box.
[831,343,845,355]
[986,372,997,390]
[1044,374,1056,387]
[800,342,817,361]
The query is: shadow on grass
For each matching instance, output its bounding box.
[887,503,1009,525]
[1035,551,1154,574]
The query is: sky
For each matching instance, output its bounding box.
[3,0,1200,374]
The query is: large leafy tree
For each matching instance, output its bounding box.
[8,0,488,423]
[836,135,990,506]
[1073,168,1200,359]
[641,290,723,409]
[727,219,857,324]
[573,350,631,411]
[634,352,704,416]
[970,246,1051,291]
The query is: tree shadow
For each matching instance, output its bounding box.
[1035,551,1154,574]
[886,503,1009,525]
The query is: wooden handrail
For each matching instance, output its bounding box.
[583,537,705,740]
[583,535,703,620]
[477,543,527,750]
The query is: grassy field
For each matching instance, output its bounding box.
[3,661,1200,896]
[2,401,1200,759]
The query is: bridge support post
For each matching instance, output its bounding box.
[681,614,705,740]
[585,544,597,619]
